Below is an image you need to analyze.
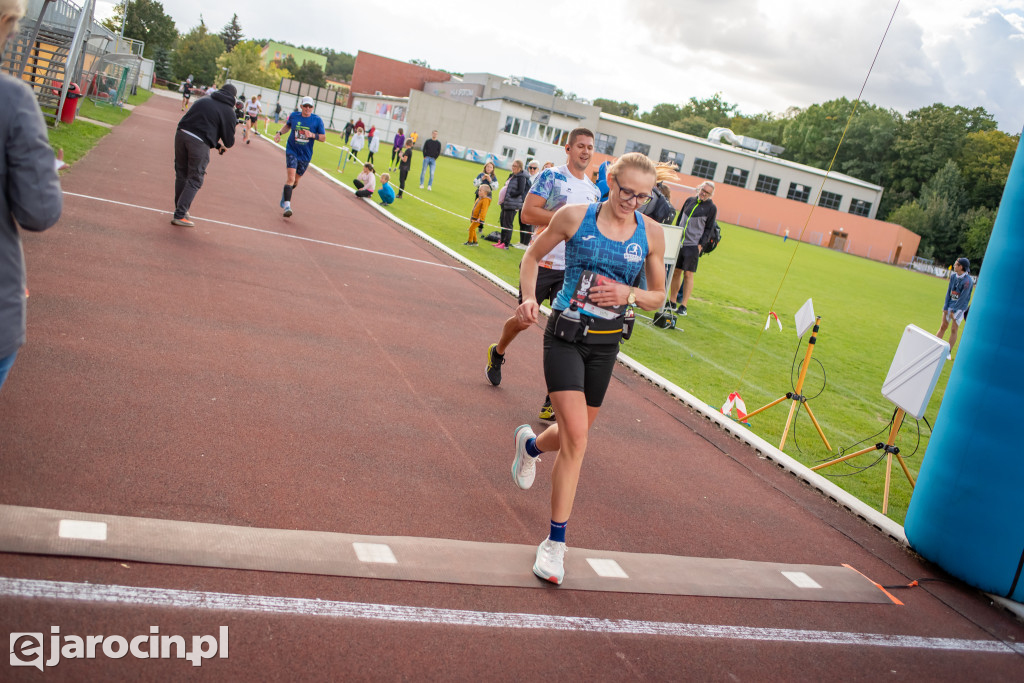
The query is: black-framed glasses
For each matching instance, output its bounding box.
[617,186,653,205]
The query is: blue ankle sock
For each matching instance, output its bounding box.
[526,437,542,457]
[549,520,567,544]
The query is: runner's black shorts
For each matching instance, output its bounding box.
[519,265,564,305]
[248,115,258,124]
[676,244,700,272]
[543,312,619,407]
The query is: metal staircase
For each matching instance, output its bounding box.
[1,0,94,126]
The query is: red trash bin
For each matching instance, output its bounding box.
[59,83,82,124]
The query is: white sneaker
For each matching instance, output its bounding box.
[512,424,538,489]
[533,538,567,584]
[947,353,952,361]
[427,185,432,191]
[419,183,424,189]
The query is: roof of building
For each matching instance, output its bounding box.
[599,113,883,192]
[477,96,587,121]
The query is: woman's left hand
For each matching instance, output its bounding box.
[591,282,627,307]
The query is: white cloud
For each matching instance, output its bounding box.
[97,0,1024,132]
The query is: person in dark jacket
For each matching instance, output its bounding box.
[1,0,63,391]
[419,130,442,190]
[639,162,678,225]
[172,83,237,226]
[668,181,717,315]
[496,160,530,249]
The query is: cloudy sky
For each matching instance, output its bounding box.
[98,0,1024,133]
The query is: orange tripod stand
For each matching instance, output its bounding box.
[745,316,832,452]
[810,408,916,514]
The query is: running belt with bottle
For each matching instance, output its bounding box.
[552,204,648,342]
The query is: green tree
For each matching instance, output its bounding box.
[215,40,264,85]
[680,93,737,128]
[152,45,173,81]
[669,115,715,137]
[326,52,355,81]
[293,60,326,87]
[219,13,244,52]
[640,103,683,129]
[957,129,1019,210]
[886,103,997,200]
[729,111,789,146]
[279,54,299,74]
[961,207,997,268]
[172,21,225,85]
[101,0,177,58]
[593,98,639,119]
[919,160,969,264]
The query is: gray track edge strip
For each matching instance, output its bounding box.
[0,505,890,603]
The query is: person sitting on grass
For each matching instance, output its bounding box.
[378,173,396,205]
[354,163,376,198]
[464,184,491,246]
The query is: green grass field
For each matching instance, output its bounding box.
[58,109,954,524]
[263,122,952,523]
[47,89,153,165]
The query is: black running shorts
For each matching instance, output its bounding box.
[519,265,565,305]
[675,244,700,272]
[543,313,620,407]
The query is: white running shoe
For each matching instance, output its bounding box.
[512,424,538,490]
[533,538,567,584]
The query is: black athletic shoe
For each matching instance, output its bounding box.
[486,344,504,386]
[679,305,687,316]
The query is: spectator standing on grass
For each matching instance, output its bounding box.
[350,126,366,160]
[274,101,282,124]
[274,96,326,218]
[419,130,441,190]
[667,181,717,317]
[172,83,237,227]
[390,128,405,171]
[464,185,491,246]
[937,257,973,361]
[0,0,63,392]
[517,160,540,247]
[496,160,529,250]
[367,129,380,164]
[397,139,414,198]
[343,119,355,144]
[353,163,376,198]
[484,129,600,423]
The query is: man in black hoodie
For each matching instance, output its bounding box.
[172,83,237,227]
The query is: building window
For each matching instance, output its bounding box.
[754,174,780,195]
[787,182,812,203]
[624,140,651,156]
[501,146,515,161]
[819,190,843,211]
[723,166,749,188]
[527,147,537,158]
[659,149,684,169]
[691,158,717,180]
[849,199,872,217]
[595,133,617,155]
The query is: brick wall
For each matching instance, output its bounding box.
[349,51,450,106]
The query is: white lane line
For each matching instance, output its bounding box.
[61,191,466,272]
[352,543,397,564]
[586,558,629,579]
[57,520,107,541]
[781,571,822,589]
[1,577,1019,654]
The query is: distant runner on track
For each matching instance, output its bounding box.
[274,96,325,218]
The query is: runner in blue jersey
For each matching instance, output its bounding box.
[273,96,326,218]
[509,152,667,585]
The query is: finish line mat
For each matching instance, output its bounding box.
[0,505,894,603]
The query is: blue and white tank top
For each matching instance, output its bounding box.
[552,203,649,313]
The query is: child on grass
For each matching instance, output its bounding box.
[465,184,491,246]
[378,173,396,205]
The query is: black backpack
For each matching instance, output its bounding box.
[701,222,721,256]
